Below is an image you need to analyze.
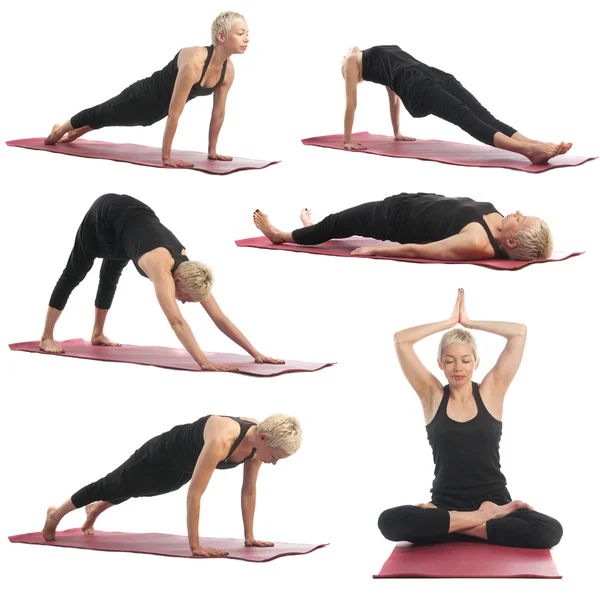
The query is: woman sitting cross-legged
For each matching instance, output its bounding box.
[378,290,562,549]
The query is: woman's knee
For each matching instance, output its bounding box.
[536,516,563,549]
[377,505,417,541]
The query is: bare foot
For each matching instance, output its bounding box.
[45,124,63,145]
[300,208,313,227]
[253,209,284,244]
[557,141,572,156]
[91,333,121,347]
[43,506,59,541]
[81,502,102,535]
[416,502,437,509]
[39,338,64,354]
[479,500,532,520]
[528,142,560,165]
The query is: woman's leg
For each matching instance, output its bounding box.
[41,235,96,353]
[484,509,563,549]
[419,82,569,164]
[253,202,386,246]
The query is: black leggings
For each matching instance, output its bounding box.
[291,201,389,246]
[71,87,165,130]
[378,504,563,550]
[71,437,190,508]
[408,74,517,146]
[49,197,130,311]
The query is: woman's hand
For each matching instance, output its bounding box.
[350,246,375,256]
[253,354,285,365]
[191,545,229,558]
[394,134,416,141]
[163,157,194,168]
[450,288,464,326]
[200,362,240,372]
[458,289,471,327]
[208,152,233,161]
[244,538,274,548]
[344,141,366,151]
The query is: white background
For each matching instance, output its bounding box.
[1,0,599,598]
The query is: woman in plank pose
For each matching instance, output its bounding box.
[41,193,282,372]
[377,290,562,548]
[253,192,553,261]
[342,45,571,164]
[43,414,301,557]
[45,12,248,167]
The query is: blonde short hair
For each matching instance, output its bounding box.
[174,261,213,302]
[438,328,478,361]
[506,219,553,261]
[211,11,246,45]
[257,414,302,454]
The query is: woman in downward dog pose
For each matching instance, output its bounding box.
[43,414,301,557]
[341,45,571,164]
[41,193,282,372]
[378,290,562,549]
[45,12,249,167]
[253,192,553,261]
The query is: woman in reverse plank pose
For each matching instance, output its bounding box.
[45,12,248,167]
[377,290,562,549]
[341,45,571,164]
[43,414,301,557]
[253,192,553,261]
[40,193,282,372]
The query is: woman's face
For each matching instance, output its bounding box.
[255,438,291,465]
[222,20,249,53]
[438,342,478,385]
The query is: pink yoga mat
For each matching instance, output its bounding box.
[9,339,334,377]
[374,542,561,579]
[6,138,279,175]
[9,529,327,562]
[302,132,597,173]
[236,236,584,271]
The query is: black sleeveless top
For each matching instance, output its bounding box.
[161,415,257,473]
[426,382,507,497]
[80,194,188,276]
[362,45,425,87]
[361,45,451,117]
[126,45,228,118]
[381,192,506,257]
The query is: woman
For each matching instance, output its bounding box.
[41,193,282,372]
[342,45,571,164]
[42,414,301,557]
[378,290,562,549]
[44,12,249,167]
[253,192,553,261]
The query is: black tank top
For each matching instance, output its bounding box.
[382,193,506,257]
[127,45,228,110]
[96,194,189,276]
[161,415,257,473]
[362,45,425,87]
[426,382,507,497]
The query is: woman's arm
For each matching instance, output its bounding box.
[162,62,200,168]
[201,295,284,364]
[351,232,491,261]
[208,62,235,160]
[343,55,365,151]
[386,87,416,142]
[462,295,527,412]
[139,254,237,371]
[241,458,273,547]
[394,292,461,415]
[187,434,230,557]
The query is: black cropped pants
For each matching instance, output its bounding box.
[378,492,563,550]
[71,436,190,508]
